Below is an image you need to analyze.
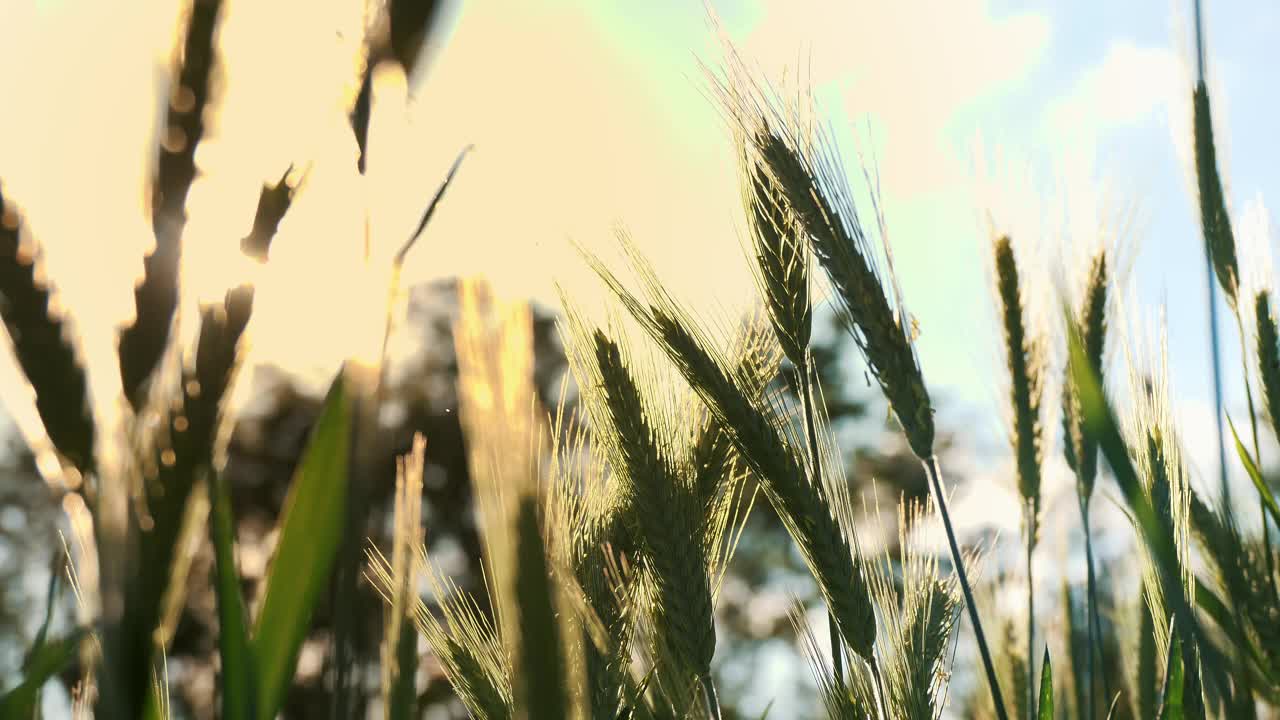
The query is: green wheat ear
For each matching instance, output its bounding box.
[1255,291,1280,444]
[591,330,717,684]
[993,235,1044,535]
[583,240,877,663]
[744,137,812,370]
[756,128,935,459]
[1193,81,1240,307]
[1064,250,1109,499]
[0,186,95,477]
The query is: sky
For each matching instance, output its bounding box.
[3,0,1280,714]
[4,0,1277,495]
[2,0,1278,540]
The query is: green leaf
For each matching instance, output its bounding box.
[210,472,255,720]
[1159,623,1184,720]
[1227,416,1280,527]
[251,373,350,720]
[1138,599,1159,720]
[1038,646,1054,720]
[386,621,418,720]
[0,630,85,719]
[514,498,566,720]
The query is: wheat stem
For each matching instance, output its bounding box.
[1080,493,1112,718]
[699,673,723,720]
[923,455,1007,720]
[1025,503,1035,719]
[798,359,845,688]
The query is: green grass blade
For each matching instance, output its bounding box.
[1159,623,1185,720]
[1138,599,1159,720]
[251,374,350,720]
[210,472,255,720]
[1038,647,1054,720]
[387,621,418,720]
[0,629,85,718]
[513,498,567,720]
[1227,416,1280,527]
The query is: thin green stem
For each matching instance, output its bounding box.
[700,673,722,720]
[799,359,844,687]
[923,455,1008,720]
[1025,505,1035,720]
[1080,496,1108,720]
[1204,250,1233,509]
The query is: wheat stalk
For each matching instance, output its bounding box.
[380,434,426,720]
[992,233,1044,715]
[0,186,95,478]
[1061,247,1110,719]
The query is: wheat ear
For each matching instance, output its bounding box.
[585,242,877,663]
[993,234,1043,716]
[0,186,95,477]
[119,0,223,410]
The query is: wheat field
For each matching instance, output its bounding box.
[3,1,1280,719]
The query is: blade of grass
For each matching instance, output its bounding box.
[1158,622,1185,720]
[251,373,350,720]
[513,498,567,720]
[1038,647,1054,720]
[0,629,86,718]
[1227,416,1280,527]
[210,471,255,720]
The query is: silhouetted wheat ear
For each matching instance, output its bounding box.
[1193,81,1240,306]
[124,284,253,660]
[240,166,297,262]
[754,128,934,459]
[0,186,95,476]
[586,250,877,661]
[745,141,811,369]
[591,330,717,683]
[994,236,1043,531]
[1255,291,1280,443]
[119,0,223,410]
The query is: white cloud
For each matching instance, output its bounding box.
[741,0,1050,196]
